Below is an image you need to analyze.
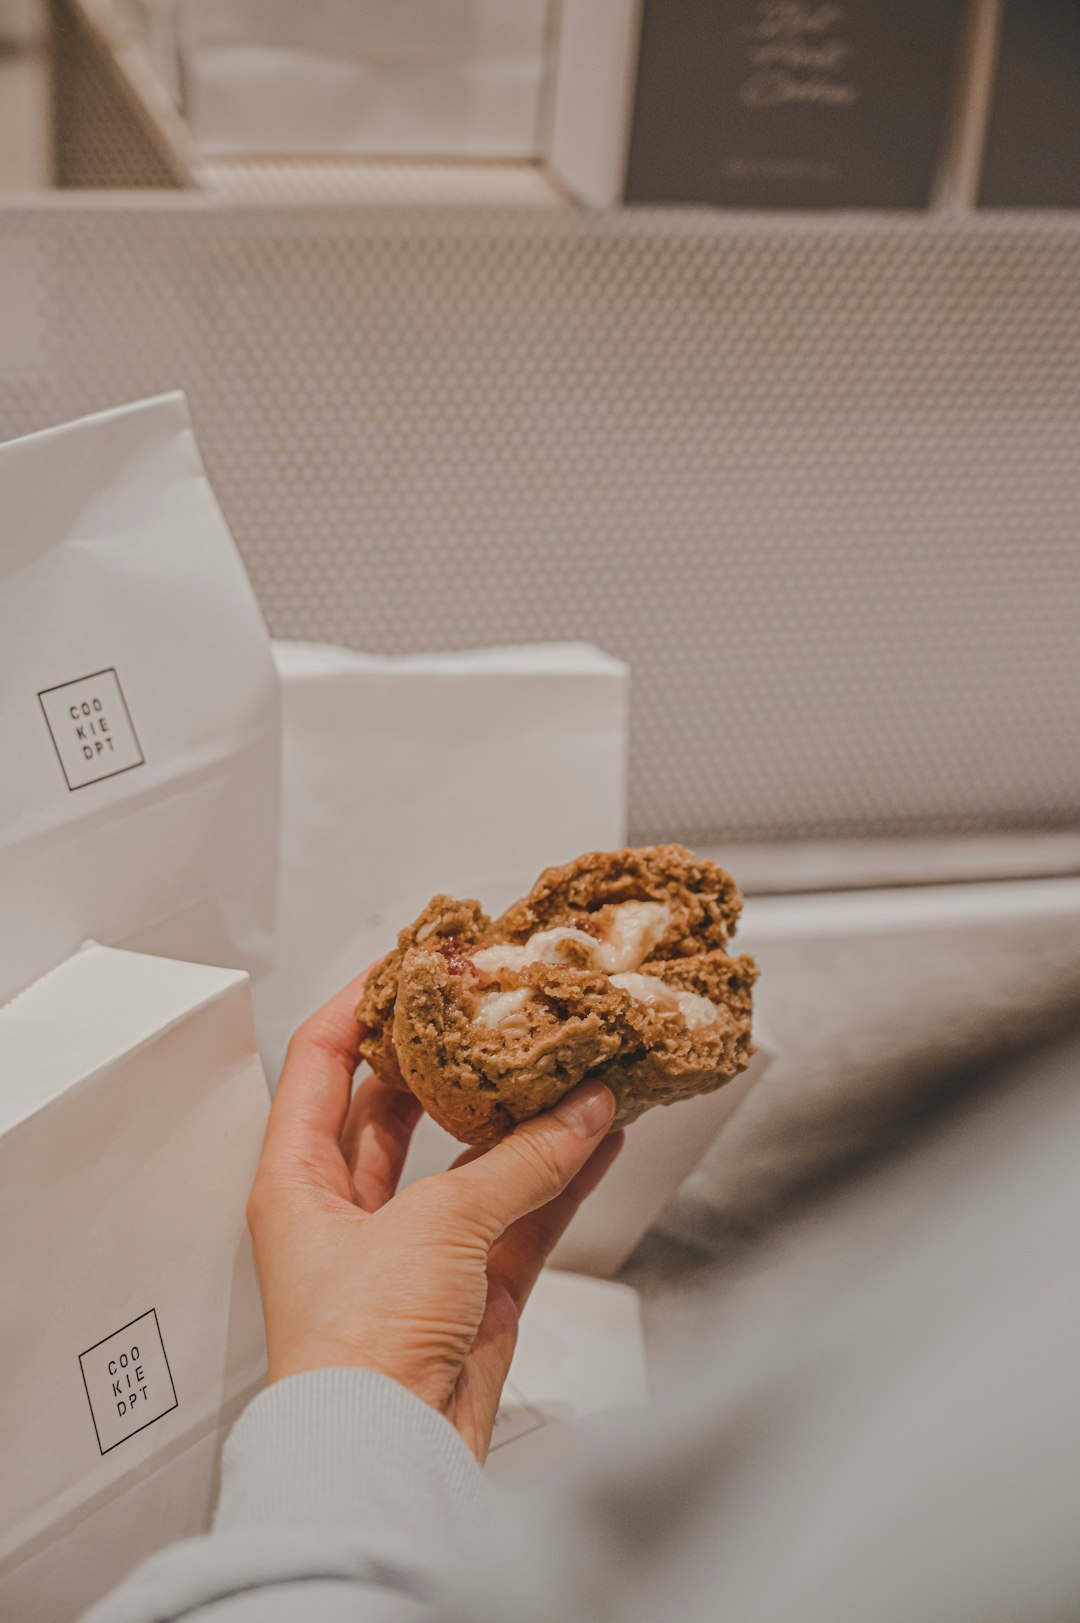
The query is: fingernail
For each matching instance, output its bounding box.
[554,1082,615,1138]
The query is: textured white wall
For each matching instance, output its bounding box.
[2,204,1077,844]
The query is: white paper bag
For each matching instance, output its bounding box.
[402,1001,774,1278]
[252,640,628,1083]
[488,1269,648,1487]
[0,944,270,1623]
[0,394,281,1006]
[176,0,553,158]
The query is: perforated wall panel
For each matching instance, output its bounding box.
[50,0,189,188]
[1,202,1078,845]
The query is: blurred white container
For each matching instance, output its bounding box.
[164,0,555,158]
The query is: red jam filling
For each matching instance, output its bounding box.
[439,939,476,977]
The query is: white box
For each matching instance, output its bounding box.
[176,0,555,158]
[253,641,628,1084]
[0,945,270,1623]
[488,1269,649,1487]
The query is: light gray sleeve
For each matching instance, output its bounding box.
[445,1024,1080,1623]
[86,1026,1080,1623]
[81,1369,489,1623]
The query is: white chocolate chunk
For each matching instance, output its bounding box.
[472,927,598,976]
[471,901,672,980]
[469,900,693,1033]
[591,901,671,972]
[609,972,719,1030]
[475,986,534,1031]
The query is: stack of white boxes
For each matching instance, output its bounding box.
[2,394,763,1616]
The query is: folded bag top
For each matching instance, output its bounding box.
[0,392,281,1006]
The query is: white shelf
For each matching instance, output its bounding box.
[199,158,564,208]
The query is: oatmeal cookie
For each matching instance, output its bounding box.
[355,845,756,1146]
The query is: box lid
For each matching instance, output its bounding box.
[0,942,249,1135]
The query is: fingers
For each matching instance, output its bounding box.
[444,1081,616,1240]
[489,1131,624,1313]
[447,1120,623,1461]
[260,967,377,1185]
[450,1279,521,1464]
[340,1073,423,1212]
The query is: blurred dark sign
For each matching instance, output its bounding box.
[625,0,968,208]
[980,0,1080,206]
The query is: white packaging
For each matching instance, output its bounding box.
[253,640,628,1084]
[0,944,270,1623]
[0,394,281,1006]
[543,0,643,205]
[488,1269,648,1487]
[551,1035,771,1276]
[175,0,554,158]
[401,970,773,1277]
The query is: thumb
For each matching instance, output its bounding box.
[446,1081,616,1238]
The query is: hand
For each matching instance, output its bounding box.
[246,971,623,1461]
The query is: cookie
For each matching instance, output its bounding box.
[355,845,757,1146]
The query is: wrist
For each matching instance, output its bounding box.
[265,1338,441,1412]
[266,1339,387,1387]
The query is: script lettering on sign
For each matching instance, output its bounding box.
[739,3,858,110]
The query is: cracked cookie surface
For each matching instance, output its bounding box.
[356,845,757,1146]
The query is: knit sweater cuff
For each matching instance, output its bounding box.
[214,1368,488,1564]
[80,1369,489,1622]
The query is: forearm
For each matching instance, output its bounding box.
[82,1370,489,1623]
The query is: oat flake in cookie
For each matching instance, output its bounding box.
[355,845,758,1147]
